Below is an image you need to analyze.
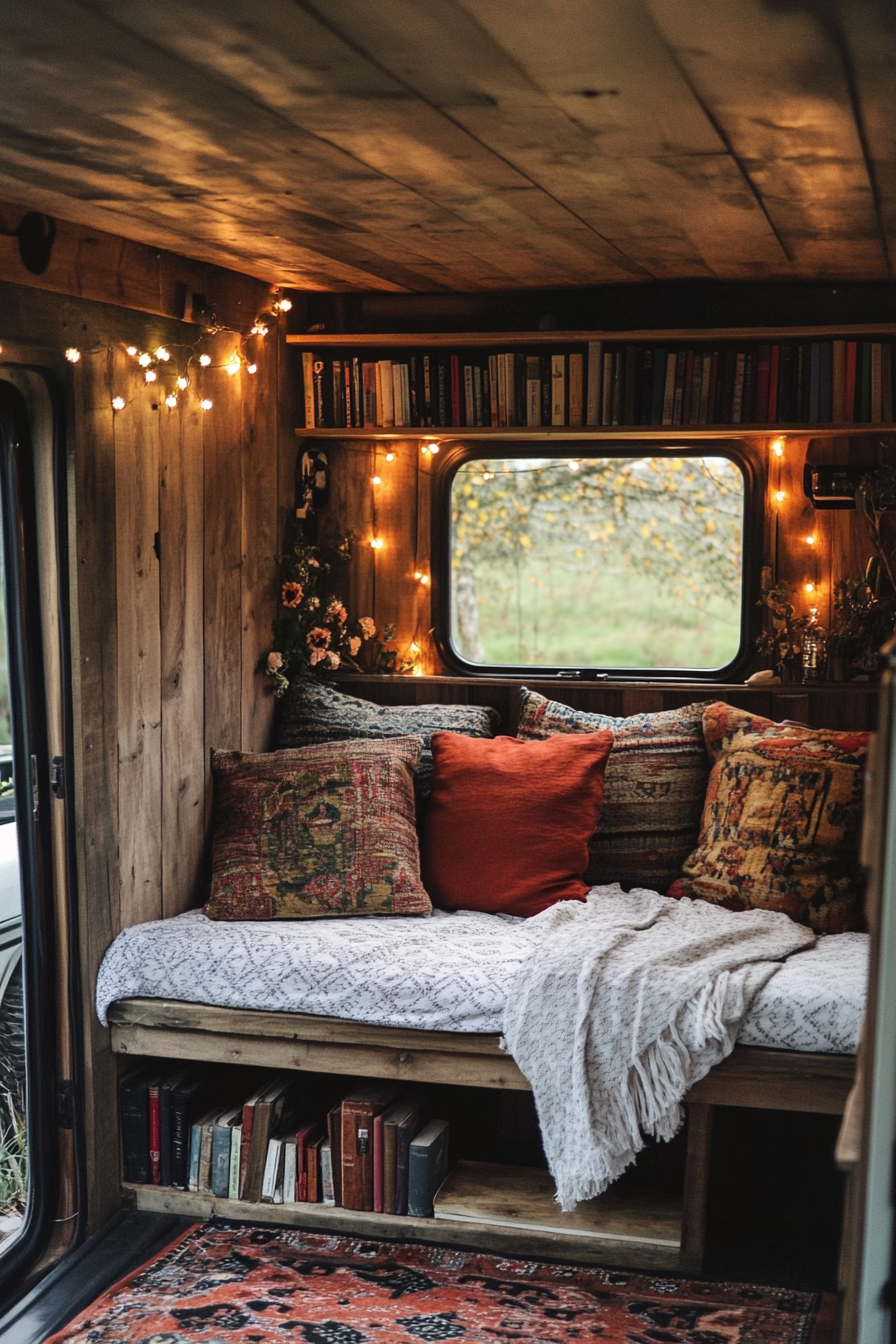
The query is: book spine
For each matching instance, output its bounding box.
[860,341,873,420]
[302,352,315,428]
[488,355,499,426]
[681,348,695,424]
[342,1102,374,1212]
[601,350,614,425]
[352,357,363,429]
[408,355,419,426]
[872,342,883,423]
[373,1113,384,1214]
[283,1138,297,1204]
[210,1125,232,1199]
[422,354,433,426]
[239,1102,255,1201]
[706,351,720,425]
[450,354,461,426]
[148,1083,161,1185]
[809,342,821,423]
[844,341,858,422]
[159,1084,172,1188]
[819,341,833,423]
[661,351,676,425]
[463,364,474,426]
[188,1122,202,1192]
[473,365,483,426]
[261,1137,283,1203]
[742,349,756,423]
[407,1124,449,1220]
[312,358,325,427]
[331,359,345,429]
[243,1101,271,1204]
[526,356,540,427]
[321,1139,335,1207]
[883,344,893,423]
[344,361,352,430]
[767,345,779,423]
[362,363,377,428]
[228,1125,242,1200]
[650,347,666,424]
[832,340,845,422]
[170,1093,190,1190]
[392,364,404,428]
[586,341,601,425]
[731,352,746,424]
[378,360,394,427]
[401,362,411,426]
[622,345,637,424]
[383,1123,398,1215]
[719,347,737,423]
[551,354,566,425]
[568,352,583,426]
[327,1105,343,1207]
[198,1118,216,1194]
[639,347,654,424]
[514,352,526,425]
[755,343,771,423]
[120,1078,150,1185]
[671,350,687,425]
[308,1142,321,1204]
[436,356,448,427]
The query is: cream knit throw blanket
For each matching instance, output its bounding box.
[502,886,814,1211]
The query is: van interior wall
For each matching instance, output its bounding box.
[0,278,293,1229]
[313,427,896,678]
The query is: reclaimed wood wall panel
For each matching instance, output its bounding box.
[2,0,895,289]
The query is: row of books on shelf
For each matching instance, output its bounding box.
[119,1066,449,1219]
[299,339,896,430]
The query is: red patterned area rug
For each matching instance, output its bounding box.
[45,1220,837,1344]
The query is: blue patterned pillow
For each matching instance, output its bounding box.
[275,679,501,799]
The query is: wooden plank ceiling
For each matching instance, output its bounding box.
[1,0,893,291]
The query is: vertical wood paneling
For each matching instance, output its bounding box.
[73,346,121,1229]
[373,439,419,661]
[114,354,162,927]
[203,359,244,832]
[325,439,375,625]
[241,355,279,753]
[159,402,206,917]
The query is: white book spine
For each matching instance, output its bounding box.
[302,352,315,429]
[228,1125,242,1200]
[320,1139,336,1207]
[551,354,566,426]
[391,364,404,427]
[283,1139,297,1205]
[261,1137,283,1203]
[378,361,394,427]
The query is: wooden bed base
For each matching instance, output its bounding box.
[108,998,854,1271]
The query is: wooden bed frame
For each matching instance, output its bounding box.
[108,997,855,1273]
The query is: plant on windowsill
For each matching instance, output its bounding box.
[755,568,827,683]
[263,530,409,694]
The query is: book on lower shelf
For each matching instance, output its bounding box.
[120,1066,451,1219]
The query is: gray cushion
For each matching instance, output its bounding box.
[275,679,501,798]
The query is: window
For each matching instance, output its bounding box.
[447,449,750,676]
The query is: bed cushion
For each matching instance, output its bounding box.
[422,730,614,918]
[95,900,868,1055]
[204,738,431,921]
[517,689,710,893]
[275,678,500,799]
[668,703,871,933]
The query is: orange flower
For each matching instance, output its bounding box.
[307,626,331,651]
[282,581,303,608]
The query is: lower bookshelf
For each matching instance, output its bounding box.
[123,1160,684,1272]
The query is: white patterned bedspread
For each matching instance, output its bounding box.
[95,905,867,1055]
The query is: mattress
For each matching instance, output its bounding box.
[95,897,868,1056]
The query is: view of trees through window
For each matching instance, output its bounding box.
[450,454,745,670]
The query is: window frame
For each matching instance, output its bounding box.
[432,437,764,682]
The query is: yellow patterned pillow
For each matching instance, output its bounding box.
[668,703,871,933]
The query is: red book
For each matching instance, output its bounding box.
[296,1120,323,1203]
[373,1113,384,1214]
[768,345,780,422]
[755,343,771,423]
[450,354,461,426]
[344,361,352,430]
[148,1082,162,1185]
[307,1134,325,1203]
[845,341,858,423]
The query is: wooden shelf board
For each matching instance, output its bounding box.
[295,424,896,439]
[287,325,896,347]
[108,1000,854,1113]
[123,1178,682,1270]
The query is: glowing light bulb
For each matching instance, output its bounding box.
[176,376,189,390]
[154,347,170,362]
[371,475,382,485]
[144,369,157,383]
[774,490,786,503]
[226,353,241,376]
[200,398,213,411]
[65,347,81,363]
[276,297,292,312]
[414,571,423,580]
[370,536,384,550]
[111,396,126,411]
[420,574,430,586]
[247,363,257,374]
[199,354,211,367]
[805,582,816,595]
[428,443,440,454]
[165,394,178,409]
[412,666,423,677]
[138,352,152,367]
[771,438,785,457]
[385,452,395,462]
[251,322,268,337]
[125,345,138,357]
[805,535,816,546]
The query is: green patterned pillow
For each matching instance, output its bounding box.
[517,689,710,894]
[204,738,431,920]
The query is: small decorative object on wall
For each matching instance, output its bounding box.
[265,531,409,692]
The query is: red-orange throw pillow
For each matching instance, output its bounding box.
[422,730,615,918]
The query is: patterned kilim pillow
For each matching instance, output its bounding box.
[204,738,431,920]
[667,702,872,933]
[517,688,710,893]
[276,679,500,799]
